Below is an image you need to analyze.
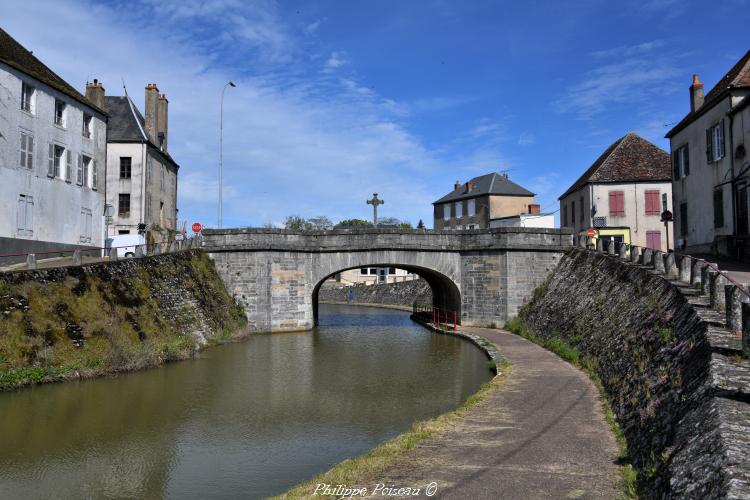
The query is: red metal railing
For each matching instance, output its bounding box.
[413,303,458,332]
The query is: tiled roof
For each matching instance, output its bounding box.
[105,95,179,169]
[559,132,671,199]
[433,172,534,204]
[0,28,105,115]
[666,49,750,138]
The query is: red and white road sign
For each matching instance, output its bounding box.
[192,222,203,233]
[586,227,597,238]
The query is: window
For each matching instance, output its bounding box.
[706,122,725,163]
[54,99,66,127]
[145,193,152,220]
[609,191,625,216]
[19,131,33,169]
[48,145,64,178]
[646,231,661,251]
[680,202,688,237]
[76,153,83,185]
[16,194,33,237]
[21,83,35,113]
[80,155,93,188]
[645,190,660,215]
[92,159,97,190]
[388,267,396,274]
[443,204,450,220]
[571,200,576,224]
[368,268,377,275]
[118,230,130,235]
[82,114,92,138]
[118,193,131,216]
[467,198,476,216]
[80,208,93,243]
[579,196,584,222]
[673,145,689,179]
[455,201,463,218]
[563,205,568,226]
[714,189,724,228]
[360,268,368,275]
[120,157,132,179]
[65,150,72,182]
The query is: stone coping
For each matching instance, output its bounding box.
[203,227,573,236]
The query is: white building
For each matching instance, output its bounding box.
[336,267,419,286]
[490,212,555,229]
[0,28,106,256]
[559,132,673,250]
[666,51,750,257]
[97,85,180,242]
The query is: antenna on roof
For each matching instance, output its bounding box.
[499,169,513,179]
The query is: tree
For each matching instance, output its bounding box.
[417,219,425,229]
[335,218,373,228]
[284,215,312,231]
[378,217,412,228]
[307,216,334,230]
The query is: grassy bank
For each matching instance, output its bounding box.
[505,316,637,499]
[275,358,510,499]
[0,251,247,391]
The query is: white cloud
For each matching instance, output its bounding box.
[517,132,535,146]
[323,51,349,72]
[590,40,666,59]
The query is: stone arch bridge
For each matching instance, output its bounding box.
[201,228,572,332]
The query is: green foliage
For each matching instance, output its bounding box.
[657,327,674,344]
[336,218,373,228]
[284,215,312,231]
[416,219,425,229]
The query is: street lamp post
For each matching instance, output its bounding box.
[219,81,236,229]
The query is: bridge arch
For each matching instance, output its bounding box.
[311,262,461,326]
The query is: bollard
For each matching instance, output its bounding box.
[665,253,678,278]
[743,303,750,357]
[642,248,653,267]
[691,260,704,288]
[700,265,712,295]
[596,238,603,253]
[630,246,640,264]
[678,256,692,283]
[72,250,82,266]
[578,235,587,249]
[710,273,728,312]
[135,245,145,258]
[153,243,161,255]
[608,241,615,255]
[653,251,666,274]
[26,253,36,270]
[169,242,177,253]
[619,243,628,260]
[725,284,750,336]
[109,249,118,262]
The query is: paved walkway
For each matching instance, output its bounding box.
[367,327,621,499]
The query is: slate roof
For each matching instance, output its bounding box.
[666,49,750,138]
[0,27,105,115]
[105,95,179,169]
[433,172,534,205]
[559,132,671,199]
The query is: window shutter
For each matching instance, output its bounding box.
[77,154,83,185]
[27,136,33,170]
[672,153,679,179]
[47,144,54,177]
[609,192,616,215]
[65,150,72,182]
[684,147,690,175]
[618,192,624,215]
[26,196,33,234]
[17,196,25,232]
[720,121,726,158]
[19,134,25,168]
[706,129,713,162]
[92,160,97,190]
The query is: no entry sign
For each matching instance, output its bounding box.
[192,222,203,233]
[586,227,597,238]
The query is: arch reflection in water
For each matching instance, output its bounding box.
[0,304,491,499]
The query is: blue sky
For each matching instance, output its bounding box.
[3,0,749,228]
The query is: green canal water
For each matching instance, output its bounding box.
[0,304,492,499]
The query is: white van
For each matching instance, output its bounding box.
[106,234,146,258]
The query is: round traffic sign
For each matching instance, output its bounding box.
[192,222,203,233]
[586,227,597,238]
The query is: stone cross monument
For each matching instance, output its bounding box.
[366,193,384,225]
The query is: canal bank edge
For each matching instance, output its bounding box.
[0,250,247,391]
[274,322,509,499]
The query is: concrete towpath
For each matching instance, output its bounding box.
[366,327,621,499]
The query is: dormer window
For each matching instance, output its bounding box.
[54,99,66,127]
[21,83,35,113]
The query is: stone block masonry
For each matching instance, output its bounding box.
[0,250,246,390]
[515,248,750,498]
[202,227,572,332]
[318,279,432,307]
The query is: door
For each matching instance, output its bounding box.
[738,184,749,236]
[377,267,387,284]
[646,231,661,250]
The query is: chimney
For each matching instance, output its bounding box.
[454,180,461,190]
[528,204,541,214]
[465,181,474,193]
[690,74,704,113]
[85,79,106,110]
[144,83,159,142]
[157,93,168,152]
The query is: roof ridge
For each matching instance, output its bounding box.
[488,173,497,192]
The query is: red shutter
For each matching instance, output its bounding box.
[609,191,616,215]
[645,190,660,215]
[609,191,625,216]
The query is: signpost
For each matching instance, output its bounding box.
[661,193,672,251]
[192,222,203,234]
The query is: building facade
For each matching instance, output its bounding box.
[95,84,179,242]
[559,132,673,250]
[433,172,537,230]
[666,51,750,256]
[490,211,555,229]
[335,267,418,285]
[0,28,106,256]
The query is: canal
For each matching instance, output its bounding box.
[0,304,493,499]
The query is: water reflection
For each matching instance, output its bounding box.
[0,304,491,499]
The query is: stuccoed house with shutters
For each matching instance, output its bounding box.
[87,83,180,244]
[433,172,548,230]
[559,132,673,251]
[666,50,750,257]
[0,28,106,258]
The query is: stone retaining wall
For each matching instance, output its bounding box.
[318,279,432,307]
[516,248,750,498]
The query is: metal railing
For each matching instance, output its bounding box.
[0,237,199,272]
[413,303,458,332]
